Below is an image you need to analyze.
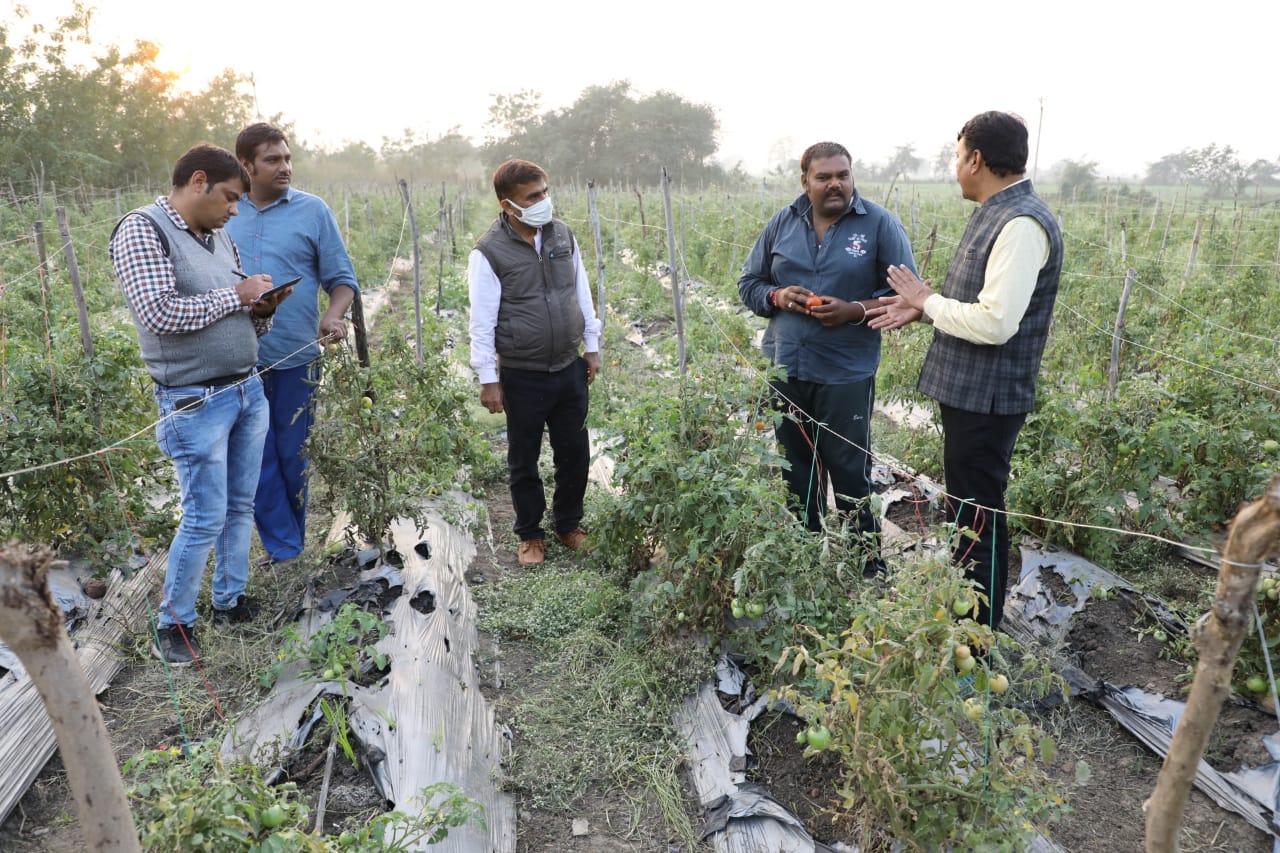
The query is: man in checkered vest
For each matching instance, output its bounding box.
[869,111,1064,631]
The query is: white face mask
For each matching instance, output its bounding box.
[506,196,553,228]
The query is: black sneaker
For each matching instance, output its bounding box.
[153,624,201,666]
[212,594,261,624]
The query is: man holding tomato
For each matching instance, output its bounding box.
[739,142,918,576]
[869,111,1064,630]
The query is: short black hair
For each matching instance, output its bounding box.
[800,142,852,175]
[957,112,1028,178]
[172,144,250,190]
[492,159,548,200]
[236,122,289,164]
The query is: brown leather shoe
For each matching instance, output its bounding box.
[556,528,591,552]
[517,539,545,565]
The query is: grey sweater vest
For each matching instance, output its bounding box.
[122,204,258,387]
[475,215,584,372]
[917,182,1063,415]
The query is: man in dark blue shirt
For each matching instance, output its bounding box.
[739,142,918,576]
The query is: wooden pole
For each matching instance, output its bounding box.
[920,223,939,279]
[1183,217,1203,287]
[1146,198,1160,250]
[1159,199,1176,260]
[55,206,94,361]
[1107,269,1136,401]
[661,168,686,375]
[435,181,446,316]
[33,220,50,303]
[1145,477,1280,852]
[0,544,142,853]
[350,289,371,369]
[587,180,606,323]
[397,179,423,362]
[1230,209,1242,269]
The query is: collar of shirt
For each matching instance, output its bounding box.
[156,196,194,232]
[156,195,217,247]
[239,185,296,213]
[788,190,868,226]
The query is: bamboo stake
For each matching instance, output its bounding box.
[397,179,422,362]
[1145,477,1280,852]
[1108,269,1136,401]
[920,223,939,279]
[1159,199,1176,259]
[435,182,445,316]
[587,180,606,321]
[1183,218,1202,288]
[0,544,141,852]
[661,169,686,375]
[56,206,94,361]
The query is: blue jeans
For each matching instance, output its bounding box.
[154,374,269,627]
[254,362,317,561]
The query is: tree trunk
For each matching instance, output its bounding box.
[0,543,140,852]
[1145,477,1280,852]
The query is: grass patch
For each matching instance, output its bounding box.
[500,629,706,821]
[476,566,627,644]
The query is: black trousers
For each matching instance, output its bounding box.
[500,358,590,542]
[773,375,879,540]
[939,404,1027,631]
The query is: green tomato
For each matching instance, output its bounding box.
[360,396,374,409]
[953,597,974,617]
[1268,587,1280,601]
[795,728,808,744]
[806,726,832,751]
[746,602,766,618]
[956,654,977,674]
[1264,439,1280,453]
[1151,629,1168,643]
[1263,578,1277,591]
[964,697,985,721]
[260,804,286,828]
[730,604,745,619]
[989,673,1010,694]
[339,831,359,846]
[1247,674,1267,694]
[322,668,337,680]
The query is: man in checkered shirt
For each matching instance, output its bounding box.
[109,143,290,666]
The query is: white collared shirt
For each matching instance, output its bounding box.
[467,230,602,384]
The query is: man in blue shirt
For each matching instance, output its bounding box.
[226,123,358,564]
[739,142,918,577]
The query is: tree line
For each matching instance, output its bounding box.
[3,4,1274,196]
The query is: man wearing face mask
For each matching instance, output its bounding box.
[468,159,603,566]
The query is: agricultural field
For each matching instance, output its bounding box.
[0,174,1278,851]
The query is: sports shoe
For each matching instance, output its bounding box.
[212,594,261,624]
[153,624,201,666]
[556,528,591,552]
[517,539,545,566]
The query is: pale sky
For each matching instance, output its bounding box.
[30,0,1280,180]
